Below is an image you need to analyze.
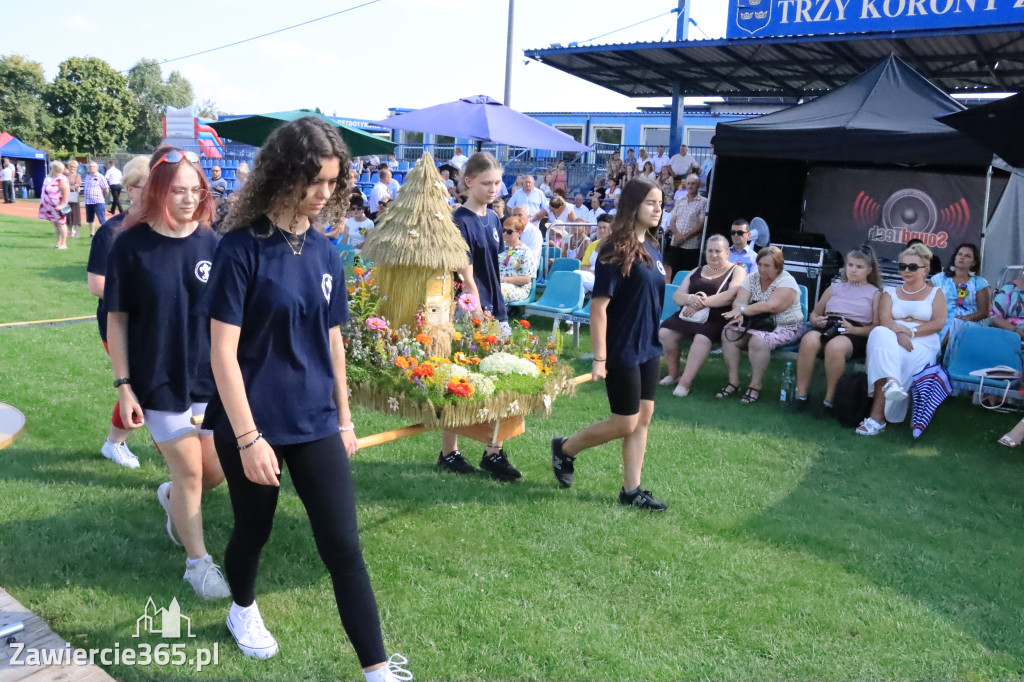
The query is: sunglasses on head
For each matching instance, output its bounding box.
[897,263,924,272]
[153,150,200,170]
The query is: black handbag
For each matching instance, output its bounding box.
[742,312,776,332]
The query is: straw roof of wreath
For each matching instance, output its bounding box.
[361,152,469,270]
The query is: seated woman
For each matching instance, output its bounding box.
[659,235,745,397]
[640,161,656,180]
[575,215,612,293]
[562,221,590,261]
[498,216,538,304]
[989,268,1024,343]
[657,165,675,203]
[856,243,947,435]
[719,246,805,404]
[930,242,990,344]
[790,247,882,414]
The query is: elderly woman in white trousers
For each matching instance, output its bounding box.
[857,244,947,435]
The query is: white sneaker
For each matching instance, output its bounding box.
[227,601,278,659]
[101,441,140,469]
[672,384,689,397]
[658,375,679,386]
[156,482,182,546]
[184,555,232,600]
[366,654,413,682]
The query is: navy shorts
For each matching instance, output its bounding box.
[85,202,106,224]
[605,357,660,416]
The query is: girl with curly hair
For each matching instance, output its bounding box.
[204,117,410,680]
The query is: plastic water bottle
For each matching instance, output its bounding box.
[780,361,795,402]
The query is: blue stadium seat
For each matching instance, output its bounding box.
[524,271,586,331]
[671,270,690,286]
[661,284,680,322]
[359,173,370,183]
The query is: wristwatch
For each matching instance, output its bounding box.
[113,377,131,388]
[739,305,746,314]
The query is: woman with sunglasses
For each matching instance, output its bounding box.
[929,242,990,344]
[105,148,229,599]
[857,243,947,435]
[204,117,410,680]
[498,215,538,304]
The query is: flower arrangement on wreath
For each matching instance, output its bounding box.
[339,152,576,427]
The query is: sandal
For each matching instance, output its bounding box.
[715,383,739,399]
[739,387,761,405]
[855,417,886,436]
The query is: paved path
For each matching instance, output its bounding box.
[0,588,117,682]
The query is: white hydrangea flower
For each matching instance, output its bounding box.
[387,397,400,411]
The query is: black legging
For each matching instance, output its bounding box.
[109,185,123,214]
[216,433,386,667]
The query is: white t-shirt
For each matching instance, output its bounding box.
[105,167,123,185]
[367,155,380,167]
[669,153,697,176]
[0,165,14,182]
[387,179,400,198]
[651,154,672,173]
[520,221,543,259]
[368,182,391,214]
[450,154,469,170]
[573,205,591,223]
[345,218,374,248]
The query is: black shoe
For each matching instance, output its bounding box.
[437,450,476,474]
[551,437,575,488]
[618,487,668,511]
[479,449,522,481]
[820,402,837,421]
[785,397,810,414]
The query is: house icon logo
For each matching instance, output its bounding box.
[133,597,195,638]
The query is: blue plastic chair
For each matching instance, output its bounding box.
[943,325,1023,403]
[671,270,690,286]
[336,243,357,264]
[549,258,581,275]
[359,173,370,183]
[506,277,538,313]
[370,173,380,184]
[772,285,810,356]
[661,284,681,322]
[568,300,592,347]
[524,272,586,330]
[398,161,411,172]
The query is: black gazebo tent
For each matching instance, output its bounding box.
[707,55,998,272]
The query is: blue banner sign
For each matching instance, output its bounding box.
[728,0,1024,38]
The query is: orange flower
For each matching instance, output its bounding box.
[353,266,365,276]
[415,334,432,345]
[454,352,470,365]
[468,357,480,365]
[411,363,434,379]
[531,335,538,342]
[547,356,557,364]
[394,357,410,369]
[474,332,483,342]
[347,286,356,294]
[471,318,482,328]
[519,320,530,329]
[485,335,498,344]
[447,378,474,398]
[408,357,419,368]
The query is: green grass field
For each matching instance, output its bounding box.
[0,213,1022,681]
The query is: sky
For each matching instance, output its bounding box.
[5,1,728,120]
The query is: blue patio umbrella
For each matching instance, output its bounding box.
[371,95,591,153]
[909,363,952,439]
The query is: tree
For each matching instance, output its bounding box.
[124,59,194,151]
[196,98,220,120]
[46,57,133,154]
[0,54,52,149]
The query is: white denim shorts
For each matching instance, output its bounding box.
[143,402,211,444]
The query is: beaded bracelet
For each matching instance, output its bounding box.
[339,423,356,432]
[237,433,263,451]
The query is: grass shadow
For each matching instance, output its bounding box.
[38,263,88,284]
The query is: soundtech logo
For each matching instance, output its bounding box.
[853,187,970,250]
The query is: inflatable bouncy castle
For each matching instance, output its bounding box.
[163,105,225,159]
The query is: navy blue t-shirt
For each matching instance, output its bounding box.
[86,213,127,342]
[203,218,348,445]
[453,205,507,322]
[592,239,666,369]
[103,223,220,411]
